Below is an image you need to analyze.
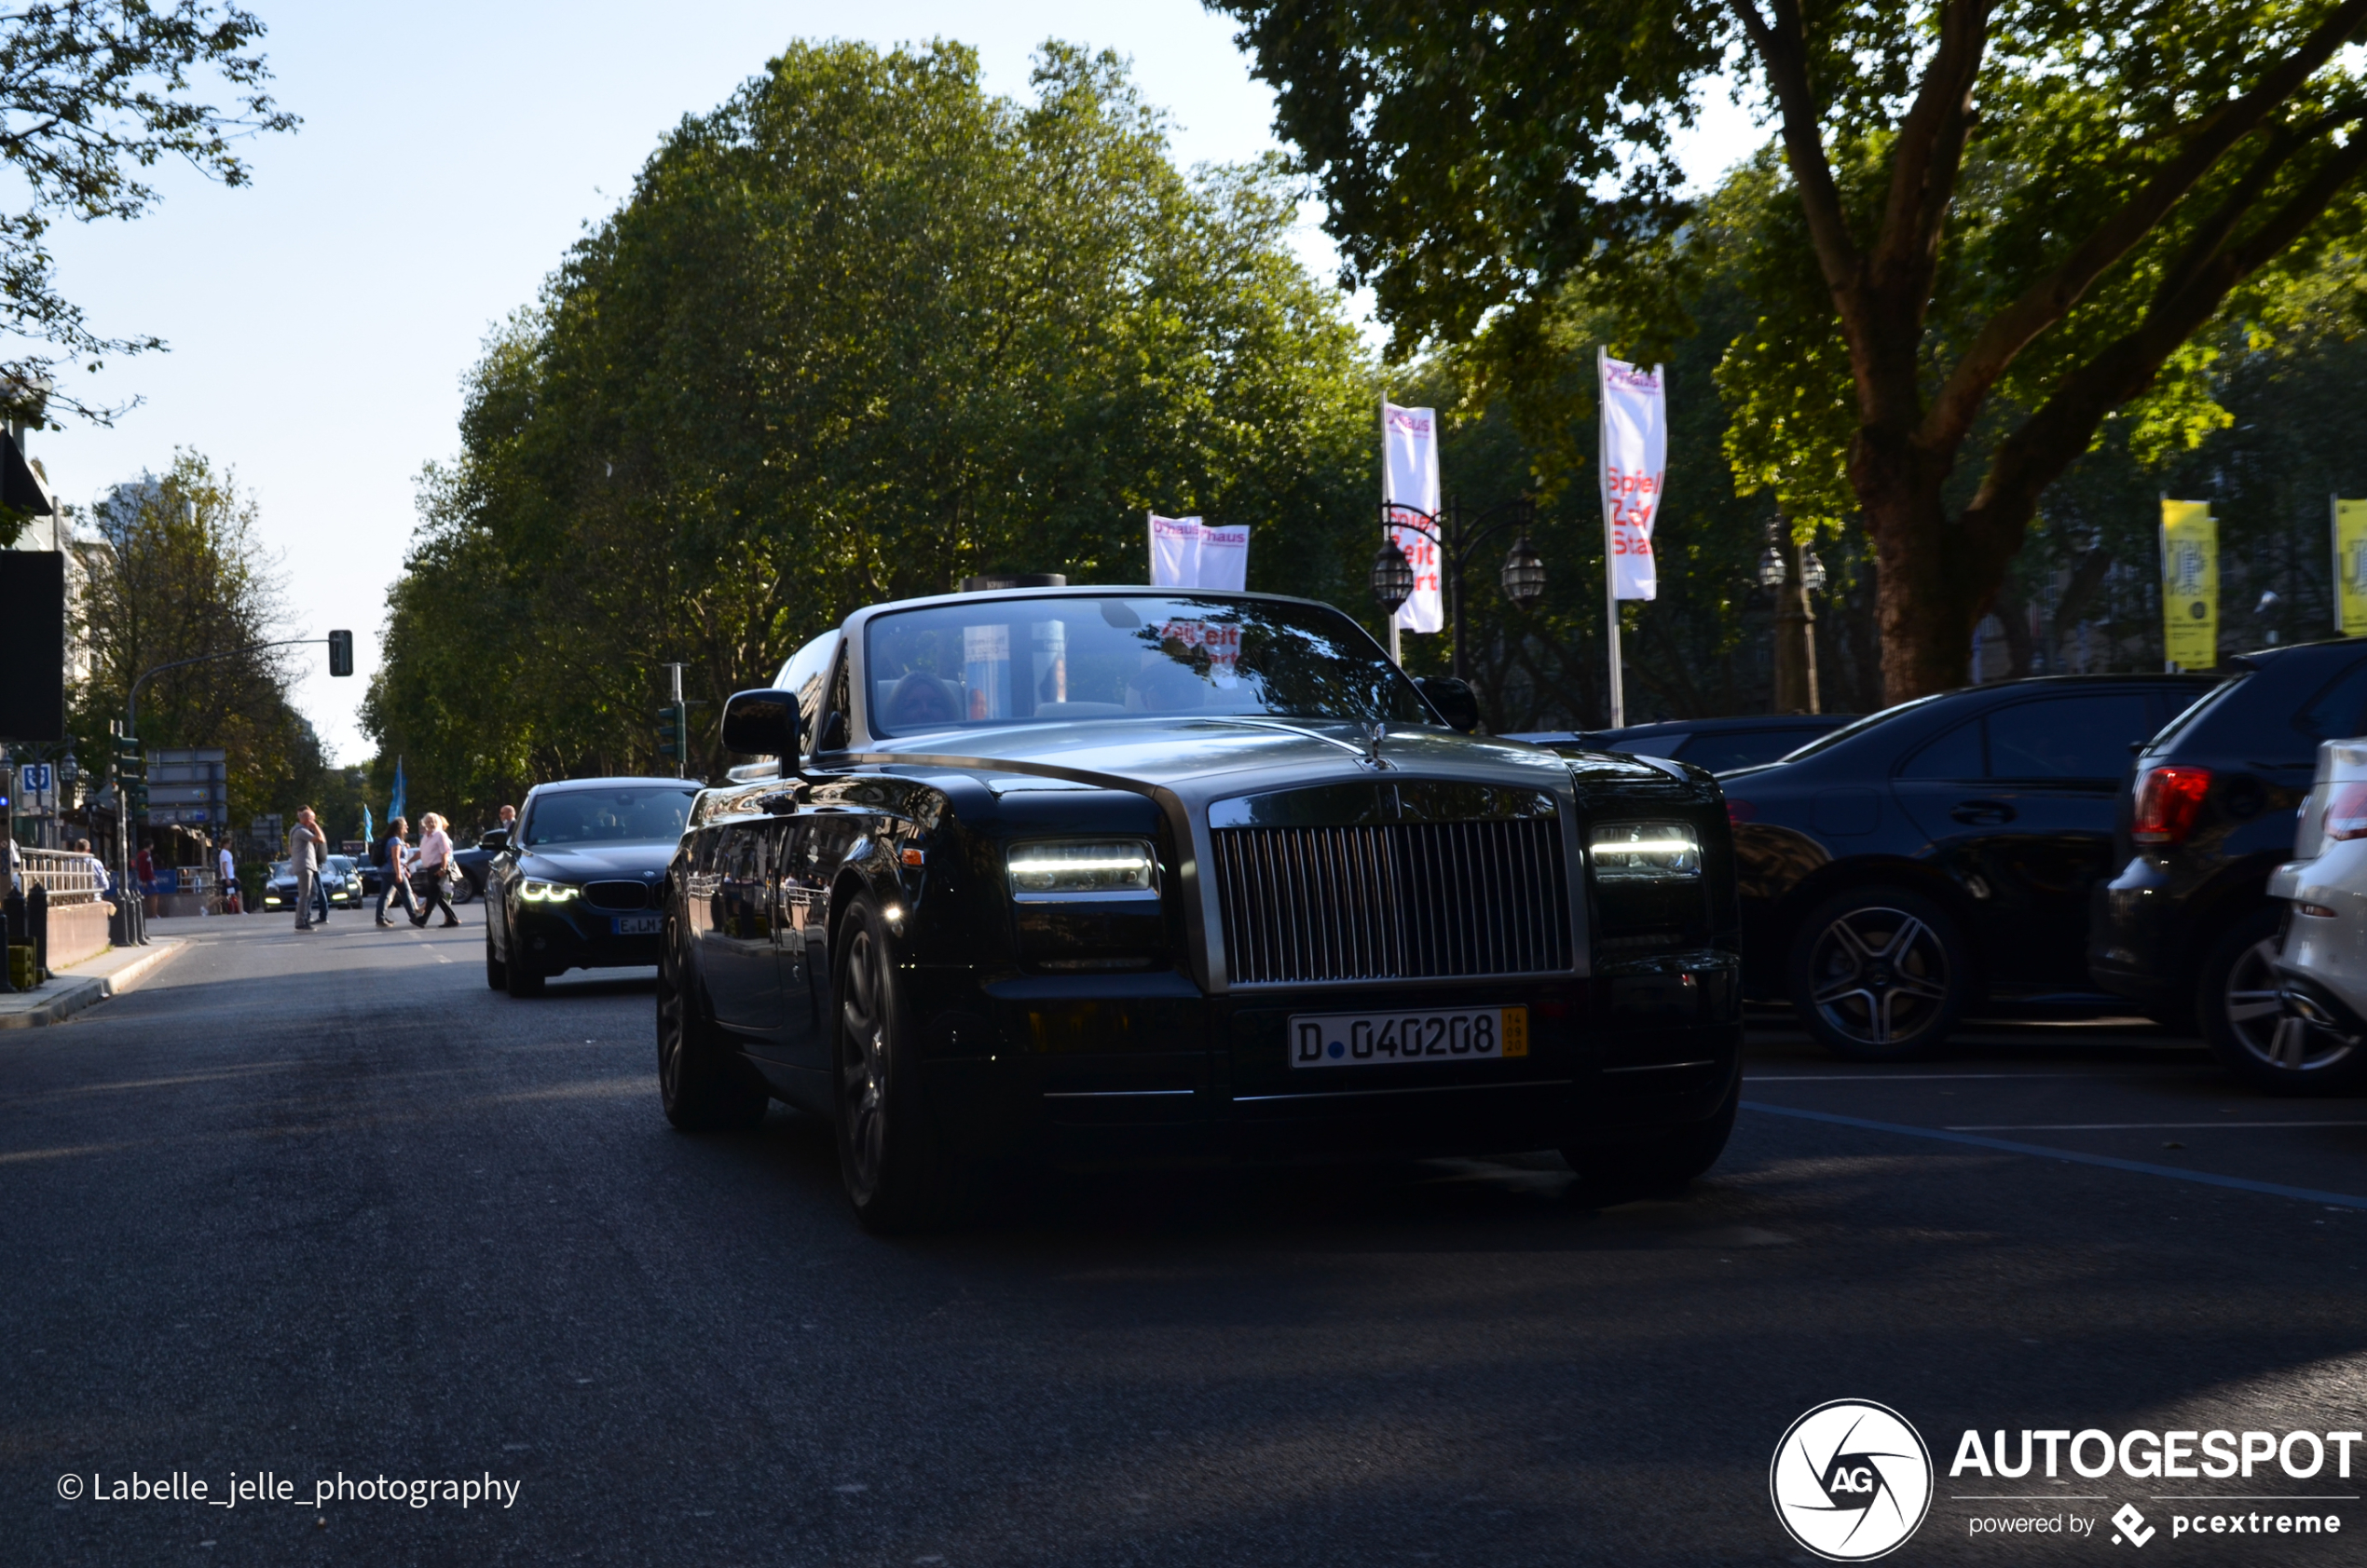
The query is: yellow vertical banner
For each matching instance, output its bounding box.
[2160,499,2217,671]
[2334,498,2367,636]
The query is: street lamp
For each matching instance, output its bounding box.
[1369,538,1416,615]
[1375,496,1541,677]
[1757,543,1786,590]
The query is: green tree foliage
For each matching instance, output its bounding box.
[70,450,339,840]
[366,41,1376,815]
[0,0,294,519]
[1215,0,2367,701]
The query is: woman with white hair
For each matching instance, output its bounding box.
[406,811,462,929]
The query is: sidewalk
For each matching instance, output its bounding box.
[0,939,187,1029]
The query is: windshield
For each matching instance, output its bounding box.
[327,856,353,873]
[864,593,1429,735]
[523,786,697,848]
[270,861,290,877]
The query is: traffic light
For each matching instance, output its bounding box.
[327,629,354,677]
[656,701,687,763]
[112,730,146,820]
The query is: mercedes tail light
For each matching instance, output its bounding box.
[2131,766,2211,846]
[2327,783,2367,841]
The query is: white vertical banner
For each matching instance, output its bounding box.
[1383,402,1443,633]
[1149,513,1202,587]
[1197,523,1250,591]
[1599,354,1666,601]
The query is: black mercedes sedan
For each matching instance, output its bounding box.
[659,583,1744,1233]
[484,777,701,996]
[1505,714,1860,774]
[1717,673,2214,1059]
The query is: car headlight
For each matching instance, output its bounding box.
[1590,821,1702,881]
[1007,839,1157,895]
[522,879,579,902]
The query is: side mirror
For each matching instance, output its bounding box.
[1416,675,1481,734]
[722,689,803,770]
[478,829,509,852]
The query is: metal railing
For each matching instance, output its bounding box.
[20,847,103,906]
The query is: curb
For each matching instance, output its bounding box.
[0,940,188,1030]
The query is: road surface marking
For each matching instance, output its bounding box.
[1742,1100,2367,1211]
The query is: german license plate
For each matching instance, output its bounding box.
[1288,1006,1528,1069]
[612,914,662,936]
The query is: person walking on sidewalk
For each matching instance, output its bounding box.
[288,809,328,932]
[407,811,461,929]
[374,816,417,926]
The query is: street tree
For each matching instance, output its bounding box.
[368,41,1375,813]
[1215,0,2367,698]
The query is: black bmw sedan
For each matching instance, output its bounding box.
[660,583,1745,1233]
[484,777,701,996]
[1718,673,2214,1058]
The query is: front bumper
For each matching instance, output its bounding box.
[911,950,1743,1167]
[510,901,664,975]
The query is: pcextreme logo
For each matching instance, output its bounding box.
[1771,1399,1936,1561]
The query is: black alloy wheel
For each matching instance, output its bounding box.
[2198,907,2367,1094]
[832,893,951,1233]
[449,875,476,906]
[656,912,768,1131]
[485,928,506,990]
[1786,884,1974,1060]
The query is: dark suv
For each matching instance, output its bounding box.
[2089,636,2367,1091]
[1718,674,2214,1058]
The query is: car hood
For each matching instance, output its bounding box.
[514,842,677,883]
[855,716,1594,800]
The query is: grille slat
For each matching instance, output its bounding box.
[1211,818,1571,985]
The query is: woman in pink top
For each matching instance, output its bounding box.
[407,811,461,929]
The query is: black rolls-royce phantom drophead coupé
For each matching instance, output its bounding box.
[662,584,1742,1231]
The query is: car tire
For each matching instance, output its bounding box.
[2196,906,2367,1095]
[1786,883,1974,1061]
[448,877,476,907]
[656,912,767,1132]
[505,949,546,998]
[1563,1066,1738,1196]
[832,893,954,1234]
[485,929,507,990]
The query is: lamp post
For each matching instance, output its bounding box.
[1761,518,1825,714]
[1367,497,1545,677]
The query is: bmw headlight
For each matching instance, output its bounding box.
[522,879,579,903]
[1590,821,1702,881]
[1006,839,1156,895]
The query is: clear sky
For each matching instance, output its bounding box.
[34,2,1760,766]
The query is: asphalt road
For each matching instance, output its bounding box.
[7,916,2365,1566]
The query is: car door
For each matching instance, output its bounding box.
[759,810,863,1070]
[1893,689,2163,986]
[702,820,784,1032]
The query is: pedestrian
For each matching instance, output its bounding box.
[216,839,239,915]
[407,811,461,929]
[288,808,328,932]
[374,815,417,926]
[134,844,155,904]
[498,803,516,836]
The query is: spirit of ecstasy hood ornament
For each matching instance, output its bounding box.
[1364,721,1389,770]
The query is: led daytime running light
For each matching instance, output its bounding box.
[1007,839,1156,894]
[1590,821,1703,881]
[522,879,579,902]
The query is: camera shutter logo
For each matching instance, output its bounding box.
[1770,1399,1933,1561]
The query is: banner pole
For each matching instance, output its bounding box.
[1600,348,1623,727]
[2334,493,2344,637]
[1381,388,1400,664]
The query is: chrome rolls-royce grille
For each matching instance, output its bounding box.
[583,880,649,910]
[1211,818,1573,984]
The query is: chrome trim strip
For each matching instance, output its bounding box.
[1042,1088,1198,1099]
[1233,1078,1573,1102]
[1600,1059,1717,1074]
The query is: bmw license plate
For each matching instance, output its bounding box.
[612,915,662,936]
[1288,1006,1528,1069]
